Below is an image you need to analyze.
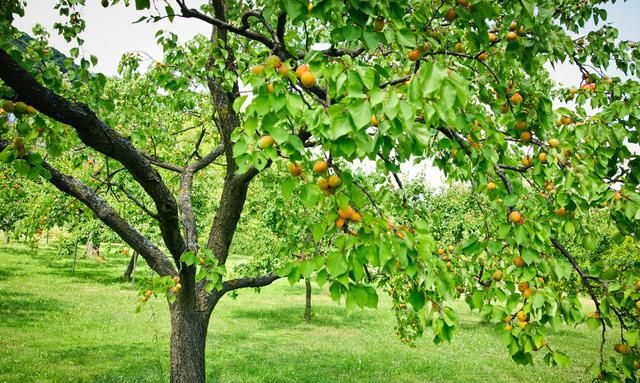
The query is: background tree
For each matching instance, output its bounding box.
[0,1,639,383]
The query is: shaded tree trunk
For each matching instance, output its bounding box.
[304,278,312,322]
[123,251,138,282]
[3,231,8,244]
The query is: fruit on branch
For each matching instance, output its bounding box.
[338,206,354,219]
[374,18,385,32]
[492,270,503,281]
[477,52,488,61]
[488,33,497,42]
[312,160,328,174]
[300,71,316,88]
[455,42,464,53]
[351,211,361,222]
[560,115,573,125]
[516,310,527,322]
[267,83,274,93]
[503,315,512,323]
[144,290,153,298]
[336,217,345,229]
[448,245,455,251]
[317,177,329,190]
[514,256,526,267]
[523,287,535,299]
[554,207,566,217]
[371,114,379,126]
[511,92,523,105]
[614,343,631,355]
[548,138,560,148]
[509,210,523,224]
[515,120,527,130]
[445,8,457,22]
[520,131,532,142]
[504,324,513,331]
[26,106,37,115]
[14,102,28,114]
[437,248,445,255]
[266,55,281,67]
[487,182,496,191]
[500,103,509,113]
[518,281,529,292]
[538,152,548,163]
[259,135,275,149]
[509,21,518,31]
[278,64,289,76]
[328,175,341,187]
[295,64,309,78]
[506,32,518,42]
[407,49,420,61]
[251,65,264,75]
[288,163,302,177]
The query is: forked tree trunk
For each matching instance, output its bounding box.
[304,278,312,322]
[169,306,210,383]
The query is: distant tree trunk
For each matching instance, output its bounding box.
[85,231,101,259]
[45,230,49,244]
[3,231,9,244]
[123,251,138,282]
[304,278,312,322]
[72,239,78,275]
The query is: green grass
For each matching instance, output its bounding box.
[0,243,608,382]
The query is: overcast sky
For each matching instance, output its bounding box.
[12,1,640,188]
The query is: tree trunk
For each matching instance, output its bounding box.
[123,251,138,282]
[3,231,8,244]
[304,278,312,322]
[169,306,209,383]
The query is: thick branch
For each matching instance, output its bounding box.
[0,48,186,263]
[0,140,176,276]
[221,272,281,293]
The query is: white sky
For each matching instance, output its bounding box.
[13,1,640,189]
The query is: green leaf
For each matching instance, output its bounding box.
[408,290,425,311]
[135,0,151,10]
[327,251,349,276]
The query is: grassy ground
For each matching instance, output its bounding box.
[0,243,608,383]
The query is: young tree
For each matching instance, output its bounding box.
[1,0,639,382]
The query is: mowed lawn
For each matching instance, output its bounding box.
[0,243,609,383]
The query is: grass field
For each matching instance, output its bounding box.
[0,243,609,383]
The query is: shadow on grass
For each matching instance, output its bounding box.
[226,303,379,331]
[0,290,63,327]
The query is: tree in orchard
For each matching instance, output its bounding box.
[1,0,640,382]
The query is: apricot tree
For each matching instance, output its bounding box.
[1,0,639,382]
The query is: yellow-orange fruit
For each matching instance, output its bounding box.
[509,210,522,224]
[548,138,560,148]
[259,135,275,149]
[523,287,535,299]
[407,49,420,61]
[295,64,309,78]
[520,131,532,142]
[506,31,518,41]
[251,65,264,75]
[317,177,329,190]
[313,160,328,173]
[350,211,362,222]
[493,270,504,281]
[488,32,497,42]
[266,55,281,67]
[288,163,302,176]
[437,248,445,255]
[336,217,345,229]
[487,182,496,191]
[371,114,379,126]
[516,310,527,322]
[514,256,526,267]
[538,152,548,163]
[511,92,523,105]
[477,52,488,61]
[328,175,341,187]
[300,71,316,88]
[338,207,354,219]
